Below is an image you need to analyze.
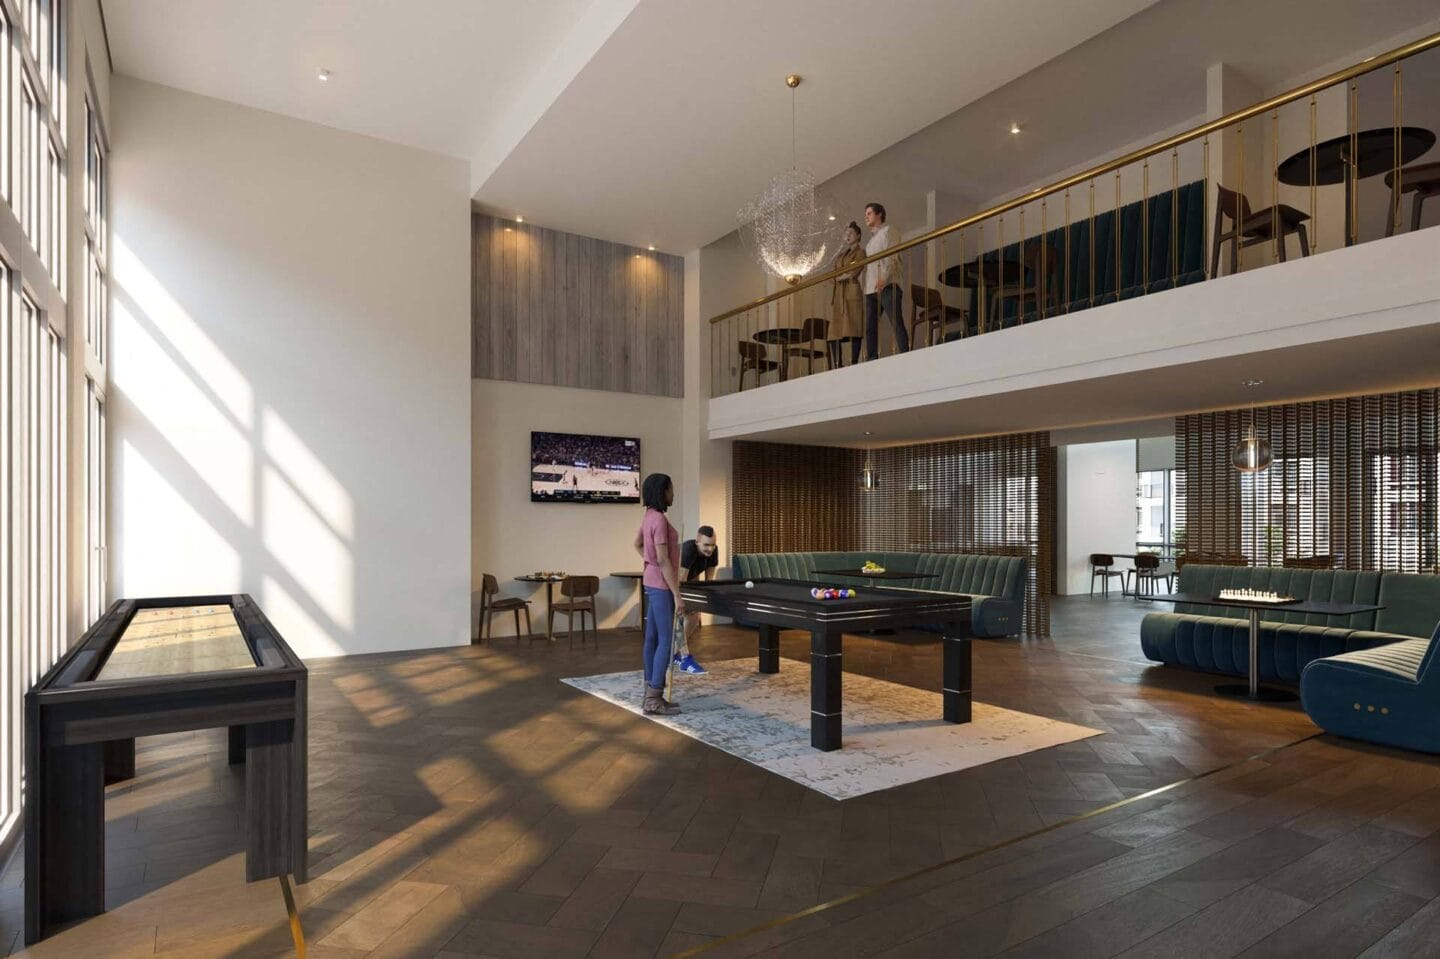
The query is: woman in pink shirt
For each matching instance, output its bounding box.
[634,473,683,715]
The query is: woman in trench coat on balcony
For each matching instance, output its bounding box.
[829,221,865,368]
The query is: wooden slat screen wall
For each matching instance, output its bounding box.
[731,443,864,554]
[732,433,1055,636]
[471,214,683,397]
[1177,389,1440,572]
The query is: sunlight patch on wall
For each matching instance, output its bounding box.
[260,575,344,659]
[118,440,241,596]
[262,407,354,539]
[262,464,354,634]
[113,235,255,425]
[113,287,254,525]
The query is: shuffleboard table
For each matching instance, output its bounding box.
[678,577,973,751]
[24,594,307,944]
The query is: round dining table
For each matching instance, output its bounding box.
[753,327,807,380]
[1276,126,1436,245]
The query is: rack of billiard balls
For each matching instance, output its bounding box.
[810,587,857,600]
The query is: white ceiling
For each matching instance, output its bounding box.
[101,0,1440,256]
[469,0,1160,251]
[102,0,606,160]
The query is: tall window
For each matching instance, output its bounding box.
[1136,469,1184,556]
[0,0,71,842]
[83,94,107,622]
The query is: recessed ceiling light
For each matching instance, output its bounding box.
[635,253,641,258]
[864,431,873,436]
[317,68,332,82]
[1009,122,1021,135]
[503,227,512,232]
[515,215,524,223]
[1242,378,1265,387]
[828,215,836,221]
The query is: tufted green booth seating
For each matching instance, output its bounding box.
[1140,564,1440,684]
[731,551,1027,637]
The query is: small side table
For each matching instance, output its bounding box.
[514,574,566,640]
[1142,593,1381,701]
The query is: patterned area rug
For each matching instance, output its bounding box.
[562,658,1102,800]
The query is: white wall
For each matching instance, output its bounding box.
[472,379,684,636]
[110,78,472,659]
[1057,441,1138,594]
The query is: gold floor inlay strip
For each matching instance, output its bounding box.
[672,732,1323,958]
[280,875,306,958]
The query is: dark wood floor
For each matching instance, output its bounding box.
[3,595,1436,958]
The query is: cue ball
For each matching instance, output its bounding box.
[744,580,754,588]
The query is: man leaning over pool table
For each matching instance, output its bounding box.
[674,526,718,674]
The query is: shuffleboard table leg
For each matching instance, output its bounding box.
[245,719,299,882]
[811,629,843,751]
[943,634,973,724]
[104,738,136,784]
[228,724,247,765]
[26,742,105,943]
[757,624,780,674]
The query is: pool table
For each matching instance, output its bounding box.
[24,594,307,944]
[679,578,973,751]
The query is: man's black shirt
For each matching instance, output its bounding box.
[680,539,719,582]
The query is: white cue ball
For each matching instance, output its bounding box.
[744,580,754,588]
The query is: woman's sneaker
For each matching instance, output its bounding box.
[673,653,708,674]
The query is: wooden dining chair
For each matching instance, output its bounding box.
[1089,554,1125,596]
[1385,161,1440,236]
[1211,185,1311,275]
[785,316,830,376]
[736,341,779,390]
[478,573,532,643]
[551,575,600,649]
[1131,553,1171,597]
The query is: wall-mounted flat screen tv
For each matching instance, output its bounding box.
[531,431,641,503]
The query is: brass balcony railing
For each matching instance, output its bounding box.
[709,31,1440,398]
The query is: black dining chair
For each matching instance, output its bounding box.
[1131,553,1171,597]
[1089,554,1125,596]
[1211,184,1311,275]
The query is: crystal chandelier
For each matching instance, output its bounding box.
[736,75,839,285]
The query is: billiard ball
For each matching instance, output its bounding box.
[744,580,754,588]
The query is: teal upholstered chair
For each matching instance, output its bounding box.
[1300,621,1440,754]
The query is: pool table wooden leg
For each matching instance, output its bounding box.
[757,624,780,674]
[811,629,842,751]
[943,634,972,724]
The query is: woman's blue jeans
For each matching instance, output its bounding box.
[642,587,676,688]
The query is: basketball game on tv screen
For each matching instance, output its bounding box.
[531,431,641,504]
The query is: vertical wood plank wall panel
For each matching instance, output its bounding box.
[471,214,683,397]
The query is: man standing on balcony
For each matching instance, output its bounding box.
[862,202,907,360]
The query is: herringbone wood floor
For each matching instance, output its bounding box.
[3,597,1436,958]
